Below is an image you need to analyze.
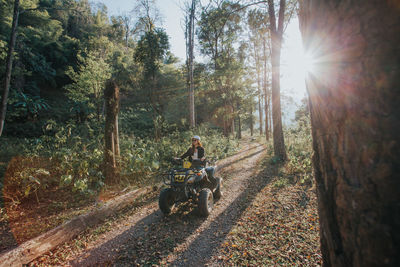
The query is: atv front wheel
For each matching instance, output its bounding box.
[159,188,176,215]
[198,188,214,217]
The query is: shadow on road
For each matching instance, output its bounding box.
[170,158,279,266]
[70,198,207,266]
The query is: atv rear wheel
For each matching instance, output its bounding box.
[159,188,176,215]
[213,177,222,200]
[198,188,214,217]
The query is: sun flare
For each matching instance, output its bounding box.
[282,40,319,96]
[290,49,318,81]
[301,52,318,76]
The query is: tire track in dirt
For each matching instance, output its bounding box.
[167,143,268,266]
[31,141,268,266]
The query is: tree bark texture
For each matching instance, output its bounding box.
[268,0,287,160]
[269,96,272,135]
[299,1,400,266]
[0,0,20,137]
[263,38,270,141]
[265,93,270,141]
[114,116,120,157]
[254,42,263,135]
[258,88,263,135]
[188,0,196,128]
[250,105,254,136]
[237,114,242,139]
[104,80,120,185]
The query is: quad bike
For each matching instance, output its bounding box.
[158,158,222,217]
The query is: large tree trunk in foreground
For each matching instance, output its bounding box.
[0,0,20,137]
[104,80,120,185]
[299,1,400,266]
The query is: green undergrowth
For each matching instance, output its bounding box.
[284,114,313,188]
[265,110,313,189]
[0,122,239,207]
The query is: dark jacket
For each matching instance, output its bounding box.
[180,146,205,162]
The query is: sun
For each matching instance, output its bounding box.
[301,52,318,76]
[291,49,318,81]
[280,18,321,97]
[282,43,318,92]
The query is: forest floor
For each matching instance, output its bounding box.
[22,139,322,266]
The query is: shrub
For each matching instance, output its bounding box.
[284,105,313,187]
[2,156,54,205]
[0,121,239,204]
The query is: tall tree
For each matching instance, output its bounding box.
[262,32,271,141]
[104,80,120,185]
[0,0,20,136]
[299,1,400,266]
[267,0,286,160]
[0,0,96,136]
[197,1,244,136]
[133,0,161,33]
[121,13,133,47]
[184,0,197,128]
[134,27,170,139]
[65,49,112,121]
[247,8,271,137]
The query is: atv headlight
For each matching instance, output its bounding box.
[174,174,185,183]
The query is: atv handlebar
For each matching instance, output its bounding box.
[171,157,183,165]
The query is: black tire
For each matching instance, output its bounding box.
[159,188,176,215]
[213,177,222,200]
[198,188,214,217]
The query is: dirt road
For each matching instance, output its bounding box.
[31,142,269,266]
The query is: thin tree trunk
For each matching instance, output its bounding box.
[223,116,228,137]
[114,115,120,157]
[0,0,20,137]
[265,93,269,140]
[104,80,120,185]
[250,105,254,136]
[263,37,269,141]
[268,95,272,134]
[253,42,263,136]
[237,113,242,139]
[257,79,263,136]
[299,1,400,266]
[187,0,196,128]
[231,105,235,136]
[150,73,162,141]
[268,0,286,161]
